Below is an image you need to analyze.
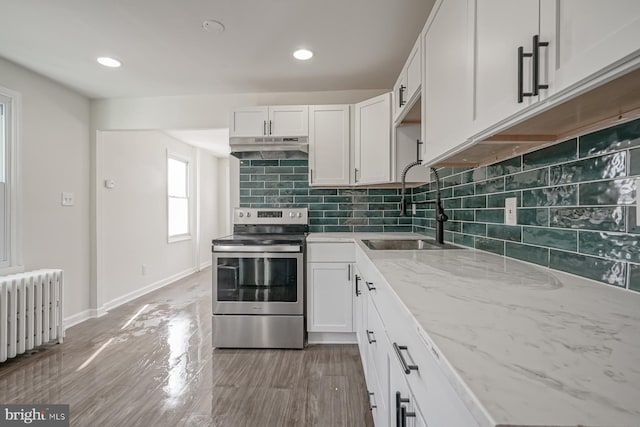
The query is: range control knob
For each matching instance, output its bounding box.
[297,212,302,218]
[238,211,244,218]
[289,212,295,218]
[246,212,252,217]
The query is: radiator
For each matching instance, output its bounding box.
[0,269,64,363]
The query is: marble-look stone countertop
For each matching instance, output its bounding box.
[307,232,640,427]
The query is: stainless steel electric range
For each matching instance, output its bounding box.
[211,207,308,349]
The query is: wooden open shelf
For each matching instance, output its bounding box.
[437,67,640,167]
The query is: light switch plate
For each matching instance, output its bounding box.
[104,179,116,189]
[61,192,74,206]
[505,197,517,225]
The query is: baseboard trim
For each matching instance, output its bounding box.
[102,267,197,312]
[64,267,197,329]
[199,261,212,271]
[307,332,357,344]
[64,309,93,329]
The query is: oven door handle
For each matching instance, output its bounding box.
[213,245,302,253]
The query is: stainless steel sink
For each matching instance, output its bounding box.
[362,239,465,250]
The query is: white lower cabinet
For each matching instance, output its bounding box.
[307,262,353,332]
[353,249,480,427]
[306,243,356,342]
[309,243,481,426]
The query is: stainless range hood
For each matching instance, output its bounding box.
[229,136,308,160]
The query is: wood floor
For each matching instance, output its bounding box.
[0,268,374,427]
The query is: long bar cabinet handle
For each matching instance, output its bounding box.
[393,342,419,375]
[532,34,549,96]
[517,46,533,103]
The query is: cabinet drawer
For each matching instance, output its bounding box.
[365,297,390,406]
[307,242,355,262]
[388,317,480,426]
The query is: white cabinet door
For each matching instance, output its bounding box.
[366,347,389,427]
[472,0,540,134]
[229,106,269,137]
[268,105,309,137]
[422,0,474,165]
[405,37,422,106]
[355,93,392,185]
[308,105,351,187]
[541,0,640,94]
[307,262,354,333]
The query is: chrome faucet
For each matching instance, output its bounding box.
[398,143,448,244]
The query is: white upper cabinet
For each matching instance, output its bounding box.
[355,93,392,185]
[393,37,422,122]
[308,105,351,187]
[422,0,473,164]
[540,0,640,95]
[229,105,308,137]
[472,0,541,134]
[229,106,269,137]
[268,105,309,137]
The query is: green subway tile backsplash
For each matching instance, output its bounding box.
[505,242,549,267]
[630,264,640,292]
[522,185,577,207]
[549,152,626,185]
[523,138,577,170]
[549,250,626,287]
[518,208,549,226]
[578,231,640,264]
[239,118,640,292]
[579,179,636,206]
[631,148,640,176]
[240,159,407,233]
[505,168,549,190]
[411,118,640,291]
[550,207,625,232]
[578,117,640,157]
[523,227,577,251]
[487,157,521,177]
[475,237,504,255]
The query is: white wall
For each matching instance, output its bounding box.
[98,130,219,308]
[90,89,385,306]
[91,89,386,130]
[0,57,91,320]
[198,149,221,268]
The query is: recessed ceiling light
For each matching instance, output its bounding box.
[202,20,225,33]
[97,57,122,68]
[293,49,313,60]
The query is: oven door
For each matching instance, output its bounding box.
[213,245,303,315]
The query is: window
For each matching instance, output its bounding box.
[167,154,190,241]
[0,88,20,272]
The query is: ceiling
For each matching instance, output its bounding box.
[164,129,230,157]
[0,0,435,99]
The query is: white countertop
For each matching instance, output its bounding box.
[308,232,640,427]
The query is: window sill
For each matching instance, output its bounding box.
[168,234,192,244]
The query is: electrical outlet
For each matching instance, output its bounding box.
[61,192,74,206]
[505,197,517,225]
